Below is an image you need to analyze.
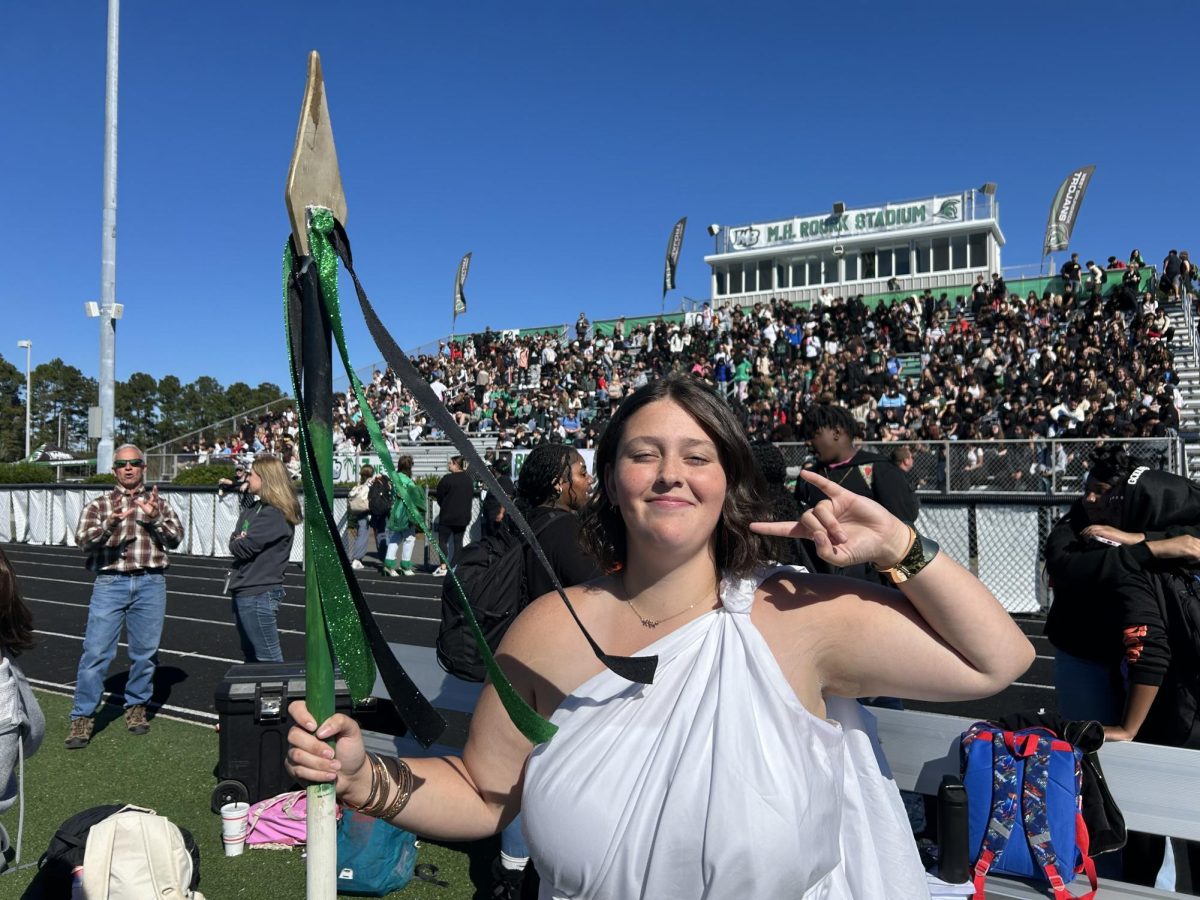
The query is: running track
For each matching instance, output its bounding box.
[2,542,1058,746]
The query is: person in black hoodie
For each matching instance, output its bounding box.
[1072,457,1200,891]
[1074,462,1200,750]
[1043,450,1134,723]
[433,456,473,577]
[795,404,919,583]
[493,441,600,899]
[227,455,301,662]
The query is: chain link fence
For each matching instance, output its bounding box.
[775,437,1181,496]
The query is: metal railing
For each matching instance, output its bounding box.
[0,484,1066,614]
[143,395,295,457]
[775,437,1183,497]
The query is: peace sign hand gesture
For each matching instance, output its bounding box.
[750,470,912,570]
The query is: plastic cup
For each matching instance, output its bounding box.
[220,801,250,840]
[222,833,245,857]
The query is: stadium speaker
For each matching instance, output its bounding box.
[832,201,846,216]
[707,224,721,236]
[979,183,997,195]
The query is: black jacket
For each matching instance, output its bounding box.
[1108,468,1200,748]
[795,449,919,581]
[1043,504,1129,664]
[523,506,601,604]
[482,472,516,527]
[367,475,393,519]
[435,470,475,529]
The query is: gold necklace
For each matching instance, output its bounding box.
[626,581,718,630]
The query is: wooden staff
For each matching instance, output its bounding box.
[285,50,346,900]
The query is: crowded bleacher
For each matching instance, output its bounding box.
[184,250,1193,483]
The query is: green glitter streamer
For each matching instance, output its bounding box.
[282,240,375,703]
[306,209,555,745]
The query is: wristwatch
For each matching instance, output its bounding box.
[874,525,940,584]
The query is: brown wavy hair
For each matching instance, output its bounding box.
[0,546,35,656]
[579,374,771,576]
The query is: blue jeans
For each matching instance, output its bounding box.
[233,587,285,662]
[501,813,529,862]
[1053,649,1124,723]
[71,572,166,719]
[348,513,371,561]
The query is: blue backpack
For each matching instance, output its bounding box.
[960,723,1098,900]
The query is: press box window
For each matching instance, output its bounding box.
[933,237,951,272]
[951,234,968,269]
[758,260,774,292]
[969,232,988,268]
[915,240,931,274]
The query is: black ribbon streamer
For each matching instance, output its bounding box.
[326,221,657,686]
[286,242,448,747]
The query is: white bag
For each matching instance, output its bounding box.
[81,806,205,899]
[348,483,370,514]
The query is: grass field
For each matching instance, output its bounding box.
[0,691,491,899]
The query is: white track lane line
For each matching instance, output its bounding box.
[33,628,243,665]
[26,596,305,634]
[10,563,437,602]
[19,584,440,624]
[28,677,219,723]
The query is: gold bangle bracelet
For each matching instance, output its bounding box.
[378,757,414,821]
[362,753,394,818]
[342,752,381,813]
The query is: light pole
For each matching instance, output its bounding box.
[95,0,121,473]
[16,340,31,458]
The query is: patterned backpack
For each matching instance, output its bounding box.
[960,723,1098,900]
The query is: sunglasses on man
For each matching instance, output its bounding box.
[114,459,146,469]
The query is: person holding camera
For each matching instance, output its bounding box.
[226,455,301,663]
[217,462,255,508]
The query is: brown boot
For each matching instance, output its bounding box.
[65,716,94,749]
[124,705,150,735]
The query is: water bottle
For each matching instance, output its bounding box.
[937,774,970,884]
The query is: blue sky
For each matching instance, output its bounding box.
[3,1,1195,390]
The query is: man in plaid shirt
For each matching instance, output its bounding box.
[66,444,184,749]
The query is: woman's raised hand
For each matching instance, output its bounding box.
[750,470,912,569]
[285,700,369,799]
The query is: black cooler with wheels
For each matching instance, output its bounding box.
[212,662,357,812]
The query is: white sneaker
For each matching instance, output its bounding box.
[400,568,415,577]
[383,567,399,577]
[351,560,364,570]
[432,566,448,577]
